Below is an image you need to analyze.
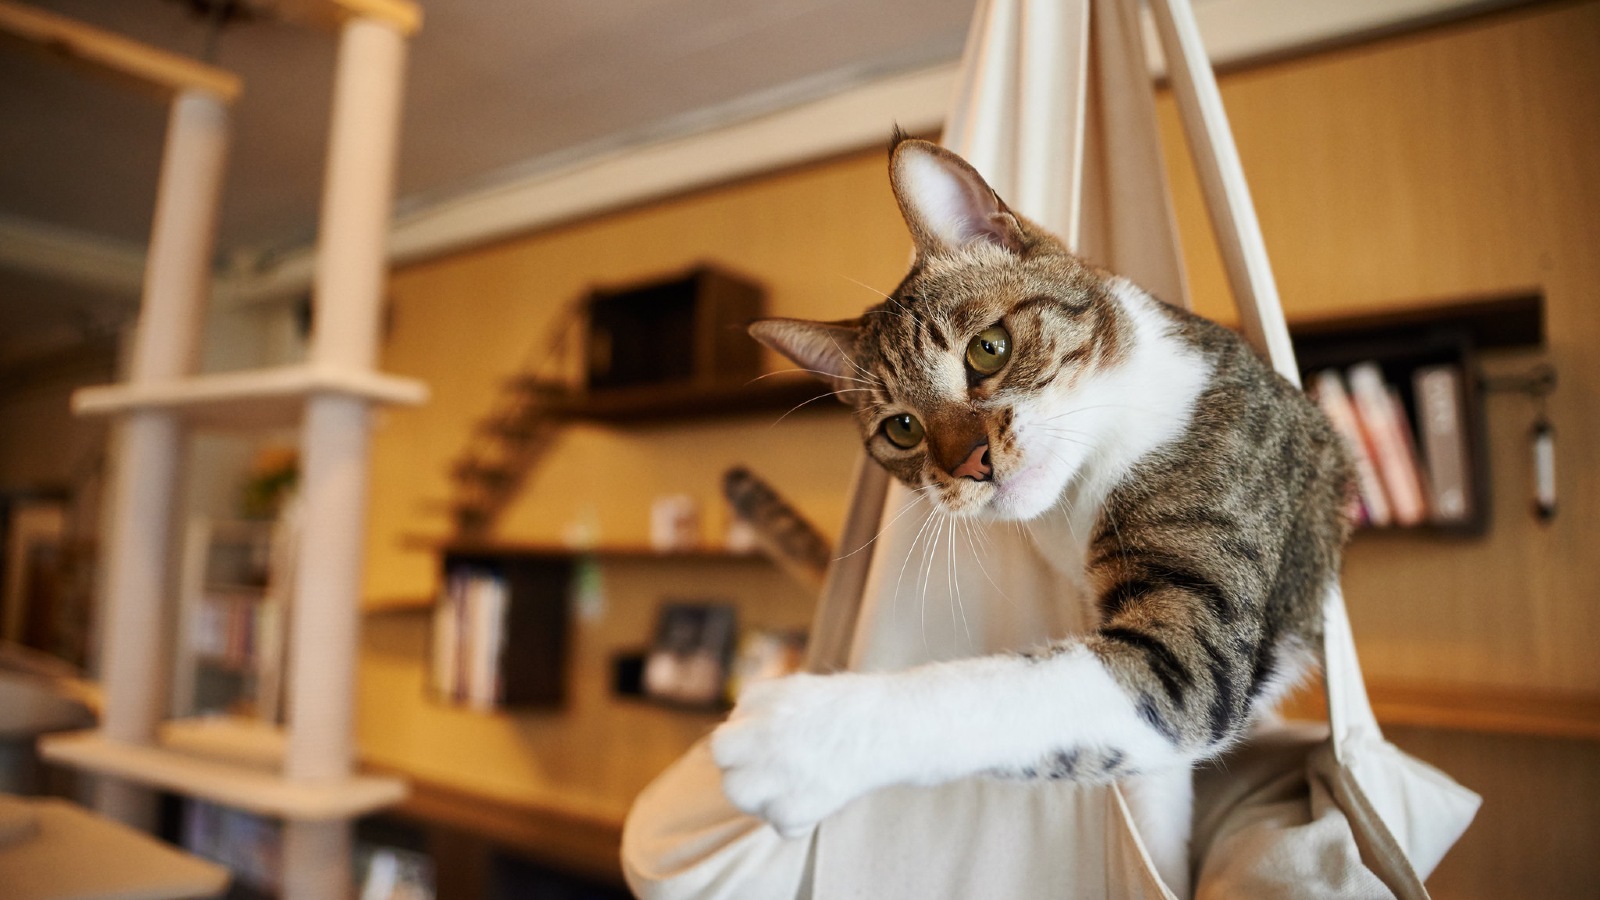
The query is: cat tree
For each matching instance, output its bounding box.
[4,2,427,898]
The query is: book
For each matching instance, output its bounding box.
[430,572,461,701]
[183,799,282,891]
[1347,363,1428,527]
[1310,369,1390,527]
[465,571,508,710]
[1412,364,1474,525]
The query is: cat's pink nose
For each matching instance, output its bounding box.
[952,442,992,482]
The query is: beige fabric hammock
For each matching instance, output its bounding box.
[623,1,1480,897]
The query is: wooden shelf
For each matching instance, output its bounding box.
[268,0,423,36]
[0,0,242,100]
[364,538,786,615]
[1283,291,1545,537]
[1282,679,1600,742]
[72,364,429,430]
[531,373,839,424]
[158,715,286,769]
[1287,290,1543,354]
[40,728,407,821]
[433,540,775,563]
[369,766,625,887]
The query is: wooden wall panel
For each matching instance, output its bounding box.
[1154,0,1600,695]
[1389,725,1600,899]
[359,559,815,824]
[358,151,912,817]
[363,152,912,605]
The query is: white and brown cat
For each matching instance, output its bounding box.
[712,135,1353,890]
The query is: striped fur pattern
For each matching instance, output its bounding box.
[713,137,1354,855]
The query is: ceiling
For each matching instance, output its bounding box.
[0,0,1522,369]
[0,0,978,367]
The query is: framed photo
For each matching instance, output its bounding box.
[643,602,736,708]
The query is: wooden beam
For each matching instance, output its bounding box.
[377,769,626,887]
[263,0,422,36]
[0,0,239,101]
[1282,678,1600,743]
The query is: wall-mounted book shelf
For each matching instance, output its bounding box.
[428,550,574,711]
[368,542,783,615]
[1288,291,1544,535]
[503,372,838,425]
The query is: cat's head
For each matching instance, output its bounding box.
[751,136,1131,521]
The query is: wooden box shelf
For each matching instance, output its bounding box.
[1287,291,1544,535]
[430,551,575,710]
[531,373,834,424]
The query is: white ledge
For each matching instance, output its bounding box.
[72,364,429,429]
[40,729,406,821]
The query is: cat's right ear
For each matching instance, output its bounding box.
[890,137,1026,259]
[748,318,869,406]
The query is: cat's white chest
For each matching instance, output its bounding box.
[1018,491,1103,636]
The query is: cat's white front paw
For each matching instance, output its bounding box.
[710,672,896,838]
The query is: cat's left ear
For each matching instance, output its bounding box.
[748,318,868,407]
[890,137,1027,259]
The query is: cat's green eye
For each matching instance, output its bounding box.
[966,325,1012,376]
[881,413,925,449]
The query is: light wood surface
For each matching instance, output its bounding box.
[72,364,428,430]
[1386,724,1600,898]
[39,729,407,820]
[0,0,240,101]
[158,715,288,770]
[376,766,626,887]
[266,0,422,36]
[1283,677,1600,742]
[0,796,230,900]
[1155,0,1600,700]
[362,150,906,605]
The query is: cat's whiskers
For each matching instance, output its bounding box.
[839,274,894,304]
[822,334,887,388]
[892,500,942,622]
[835,482,940,563]
[865,306,914,325]
[748,367,880,388]
[946,515,973,648]
[1026,426,1098,451]
[1103,503,1133,580]
[947,512,1011,630]
[961,515,1018,618]
[917,508,949,654]
[770,388,873,426]
[1038,402,1184,425]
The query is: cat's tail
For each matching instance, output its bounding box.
[723,467,832,591]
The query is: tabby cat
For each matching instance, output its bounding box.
[711,135,1353,884]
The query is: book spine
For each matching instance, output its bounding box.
[452,571,470,703]
[1311,369,1391,527]
[430,573,459,701]
[484,573,508,707]
[1413,364,1474,525]
[465,571,507,711]
[1347,363,1428,527]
